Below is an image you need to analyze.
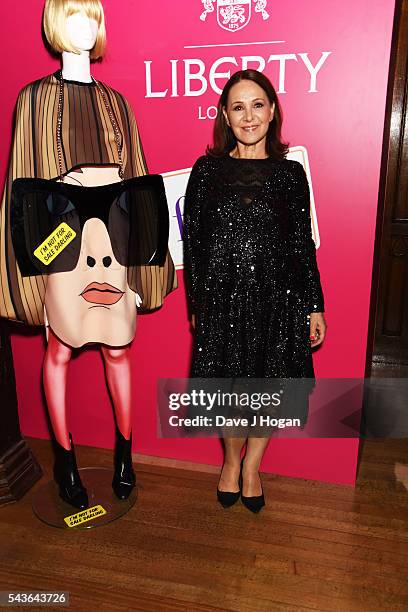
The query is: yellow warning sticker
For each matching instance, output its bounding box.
[64,505,107,528]
[34,223,76,265]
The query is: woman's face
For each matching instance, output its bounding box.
[65,11,98,52]
[223,80,275,151]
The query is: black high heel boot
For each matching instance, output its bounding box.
[53,433,89,510]
[112,429,136,500]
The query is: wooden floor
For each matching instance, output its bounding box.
[1,438,408,612]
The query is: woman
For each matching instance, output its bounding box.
[0,0,176,509]
[183,70,326,513]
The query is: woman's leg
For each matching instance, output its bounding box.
[218,437,247,492]
[242,437,270,496]
[100,345,132,438]
[43,328,72,450]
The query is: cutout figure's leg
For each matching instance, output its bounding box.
[101,346,133,439]
[43,328,72,450]
[43,327,88,509]
[101,345,135,499]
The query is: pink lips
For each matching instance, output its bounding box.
[81,282,124,305]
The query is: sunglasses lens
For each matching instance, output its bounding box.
[11,176,169,277]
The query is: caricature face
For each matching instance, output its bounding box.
[45,216,136,348]
[65,11,98,52]
[42,167,138,348]
[11,168,167,348]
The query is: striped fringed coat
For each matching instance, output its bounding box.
[0,71,177,326]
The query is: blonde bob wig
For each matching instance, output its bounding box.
[43,0,106,59]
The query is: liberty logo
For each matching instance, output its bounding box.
[200,0,269,32]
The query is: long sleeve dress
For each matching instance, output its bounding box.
[0,71,177,327]
[183,154,324,383]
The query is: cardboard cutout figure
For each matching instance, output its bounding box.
[0,0,177,509]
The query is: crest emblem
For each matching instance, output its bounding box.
[217,0,251,32]
[200,0,269,31]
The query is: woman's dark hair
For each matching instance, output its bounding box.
[207,69,289,160]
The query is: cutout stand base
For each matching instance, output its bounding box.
[32,467,137,529]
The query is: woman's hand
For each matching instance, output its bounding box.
[309,312,326,347]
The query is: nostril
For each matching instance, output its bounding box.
[103,256,112,268]
[87,256,96,267]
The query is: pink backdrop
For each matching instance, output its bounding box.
[0,0,396,485]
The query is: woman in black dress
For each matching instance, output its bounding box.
[183,70,326,513]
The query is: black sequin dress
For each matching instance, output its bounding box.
[183,154,324,384]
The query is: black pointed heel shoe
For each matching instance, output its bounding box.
[241,491,265,514]
[241,469,265,514]
[240,460,265,513]
[217,462,241,508]
[217,488,240,508]
[53,433,89,510]
[112,429,136,500]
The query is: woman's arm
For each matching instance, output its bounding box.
[288,162,326,346]
[183,156,209,319]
